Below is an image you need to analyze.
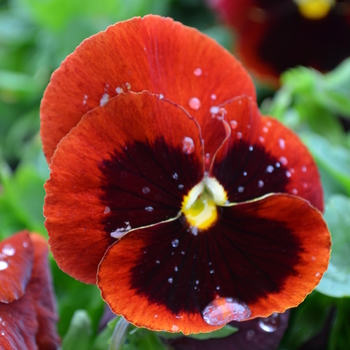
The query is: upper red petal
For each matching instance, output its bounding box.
[45,91,203,284]
[211,97,323,211]
[40,14,255,162]
[0,231,33,303]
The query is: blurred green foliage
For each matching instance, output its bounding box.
[1,0,350,349]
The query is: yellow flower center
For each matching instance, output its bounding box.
[181,177,227,230]
[294,0,334,20]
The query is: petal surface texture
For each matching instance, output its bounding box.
[0,233,59,350]
[40,15,255,162]
[211,96,323,211]
[45,92,204,283]
[0,231,33,303]
[98,194,330,334]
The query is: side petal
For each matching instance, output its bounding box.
[0,231,33,303]
[40,14,255,162]
[211,97,323,211]
[28,234,60,350]
[98,194,329,334]
[45,91,204,284]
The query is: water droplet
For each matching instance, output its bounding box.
[236,132,243,139]
[194,68,202,76]
[0,261,8,271]
[285,170,292,178]
[211,94,217,100]
[159,94,164,99]
[262,126,268,133]
[142,187,150,194]
[216,286,220,290]
[178,184,184,189]
[195,280,200,285]
[210,269,214,274]
[278,157,287,166]
[172,239,179,248]
[174,266,178,272]
[249,146,254,151]
[172,324,179,332]
[259,136,265,143]
[145,206,154,212]
[238,186,244,193]
[202,297,251,326]
[230,120,238,129]
[311,256,316,261]
[126,82,131,90]
[315,272,320,277]
[2,244,15,256]
[191,227,198,236]
[266,165,274,173]
[156,260,160,264]
[23,241,29,248]
[188,97,201,110]
[1,331,4,336]
[168,277,173,283]
[243,171,247,176]
[258,180,264,188]
[275,162,281,168]
[110,221,131,239]
[210,106,220,114]
[258,313,281,333]
[99,93,109,106]
[292,188,298,195]
[278,138,285,150]
[116,87,123,94]
[173,173,178,180]
[154,314,158,318]
[83,94,88,105]
[266,121,272,127]
[103,206,110,214]
[246,330,255,341]
[182,137,195,155]
[302,166,307,172]
[181,251,185,255]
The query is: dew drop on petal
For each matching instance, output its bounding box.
[159,94,164,100]
[126,82,131,90]
[194,68,202,76]
[178,184,184,189]
[311,256,316,261]
[145,206,154,212]
[83,94,88,105]
[266,165,274,173]
[188,97,201,110]
[211,94,217,100]
[0,261,8,271]
[172,239,179,248]
[172,324,179,332]
[301,166,307,172]
[103,206,110,214]
[23,241,29,248]
[238,186,244,193]
[116,87,123,94]
[210,106,220,114]
[173,173,179,180]
[174,266,178,272]
[285,170,292,178]
[202,297,251,326]
[258,313,281,333]
[315,272,320,277]
[99,93,109,106]
[230,120,238,129]
[2,244,15,256]
[182,137,195,155]
[236,132,243,139]
[1,331,4,336]
[259,136,265,143]
[210,269,214,274]
[262,126,268,133]
[156,260,160,264]
[258,180,264,188]
[249,146,254,151]
[292,188,298,195]
[278,138,285,150]
[168,277,173,283]
[142,187,150,194]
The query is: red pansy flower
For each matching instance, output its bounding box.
[210,0,350,83]
[41,15,330,334]
[0,231,60,349]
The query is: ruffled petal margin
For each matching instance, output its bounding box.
[45,91,204,284]
[40,14,255,162]
[97,194,330,334]
[211,96,324,211]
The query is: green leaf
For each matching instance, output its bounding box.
[329,299,350,350]
[317,195,350,297]
[301,132,350,196]
[62,310,93,350]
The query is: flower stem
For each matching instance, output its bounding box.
[108,317,130,350]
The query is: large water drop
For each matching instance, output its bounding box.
[2,244,15,256]
[202,297,251,326]
[188,97,201,110]
[182,137,195,155]
[258,313,281,333]
[0,261,9,271]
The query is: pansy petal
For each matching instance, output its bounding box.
[29,234,60,349]
[211,97,323,211]
[166,311,290,350]
[45,91,204,284]
[0,291,38,349]
[0,231,33,303]
[40,14,255,162]
[98,194,329,333]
